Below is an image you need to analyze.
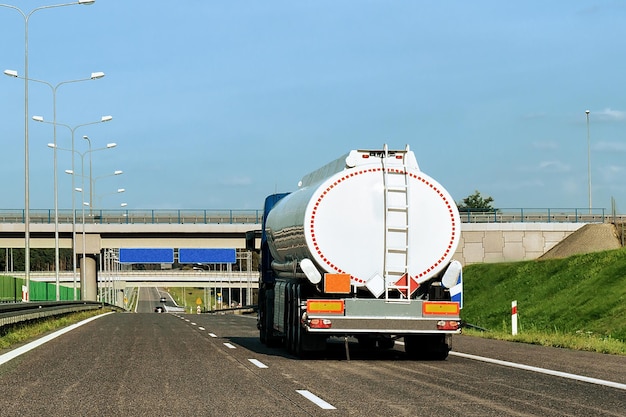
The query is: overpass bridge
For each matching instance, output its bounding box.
[0,207,615,304]
[0,207,612,251]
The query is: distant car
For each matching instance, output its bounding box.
[160,296,167,303]
[154,306,164,313]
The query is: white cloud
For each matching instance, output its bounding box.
[538,160,570,173]
[593,108,626,122]
[594,141,626,152]
[599,165,625,181]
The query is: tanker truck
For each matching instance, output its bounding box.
[256,145,463,359]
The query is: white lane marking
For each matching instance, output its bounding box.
[198,326,205,331]
[190,322,197,326]
[0,312,113,367]
[450,351,626,391]
[223,343,236,349]
[296,390,336,410]
[208,333,217,338]
[248,359,268,369]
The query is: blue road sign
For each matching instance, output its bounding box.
[119,248,174,264]
[179,248,236,264]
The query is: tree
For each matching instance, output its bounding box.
[457,190,495,212]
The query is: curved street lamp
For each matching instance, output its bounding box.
[6,70,106,300]
[49,140,117,301]
[0,0,97,301]
[585,110,592,214]
[37,115,113,299]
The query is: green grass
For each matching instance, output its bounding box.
[167,287,211,312]
[462,247,626,355]
[0,309,108,350]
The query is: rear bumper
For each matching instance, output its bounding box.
[305,298,461,334]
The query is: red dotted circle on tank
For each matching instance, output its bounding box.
[309,169,457,284]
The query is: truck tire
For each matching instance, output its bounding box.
[258,287,267,344]
[264,288,282,347]
[285,283,295,354]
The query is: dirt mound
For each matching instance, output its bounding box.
[539,223,622,260]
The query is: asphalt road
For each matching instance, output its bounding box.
[0,307,624,416]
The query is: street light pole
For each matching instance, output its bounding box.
[0,0,96,301]
[8,71,105,300]
[89,170,124,211]
[585,110,591,214]
[36,115,112,299]
[49,141,117,300]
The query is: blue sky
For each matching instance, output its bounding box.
[0,1,625,212]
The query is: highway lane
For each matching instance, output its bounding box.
[135,287,166,313]
[0,311,624,416]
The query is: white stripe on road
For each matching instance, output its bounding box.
[449,351,626,391]
[296,390,336,410]
[190,322,197,326]
[248,359,268,369]
[208,333,217,338]
[0,313,113,367]
[198,326,205,331]
[223,343,236,349]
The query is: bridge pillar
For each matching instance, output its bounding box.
[80,255,98,301]
[76,233,102,302]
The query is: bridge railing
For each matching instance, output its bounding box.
[23,270,258,283]
[458,208,610,223]
[0,207,616,225]
[0,209,263,225]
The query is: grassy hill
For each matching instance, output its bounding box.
[461,247,626,346]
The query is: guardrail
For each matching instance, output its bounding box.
[0,301,106,327]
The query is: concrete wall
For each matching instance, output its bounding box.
[453,223,585,265]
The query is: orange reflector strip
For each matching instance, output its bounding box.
[324,273,351,294]
[307,299,345,314]
[423,301,460,316]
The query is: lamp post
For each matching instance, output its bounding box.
[90,170,123,212]
[35,115,112,300]
[585,110,592,214]
[0,0,96,301]
[83,135,119,214]
[95,188,126,209]
[6,71,105,301]
[49,141,116,300]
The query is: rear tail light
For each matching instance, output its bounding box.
[309,319,332,329]
[437,320,460,330]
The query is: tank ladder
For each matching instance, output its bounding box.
[381,144,411,301]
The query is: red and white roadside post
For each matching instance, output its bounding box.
[21,285,29,302]
[511,300,518,335]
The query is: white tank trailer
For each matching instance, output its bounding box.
[256,145,463,359]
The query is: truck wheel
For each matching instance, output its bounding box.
[293,283,304,357]
[264,289,282,347]
[259,288,267,344]
[289,283,299,355]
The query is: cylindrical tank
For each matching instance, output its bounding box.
[265,147,460,290]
